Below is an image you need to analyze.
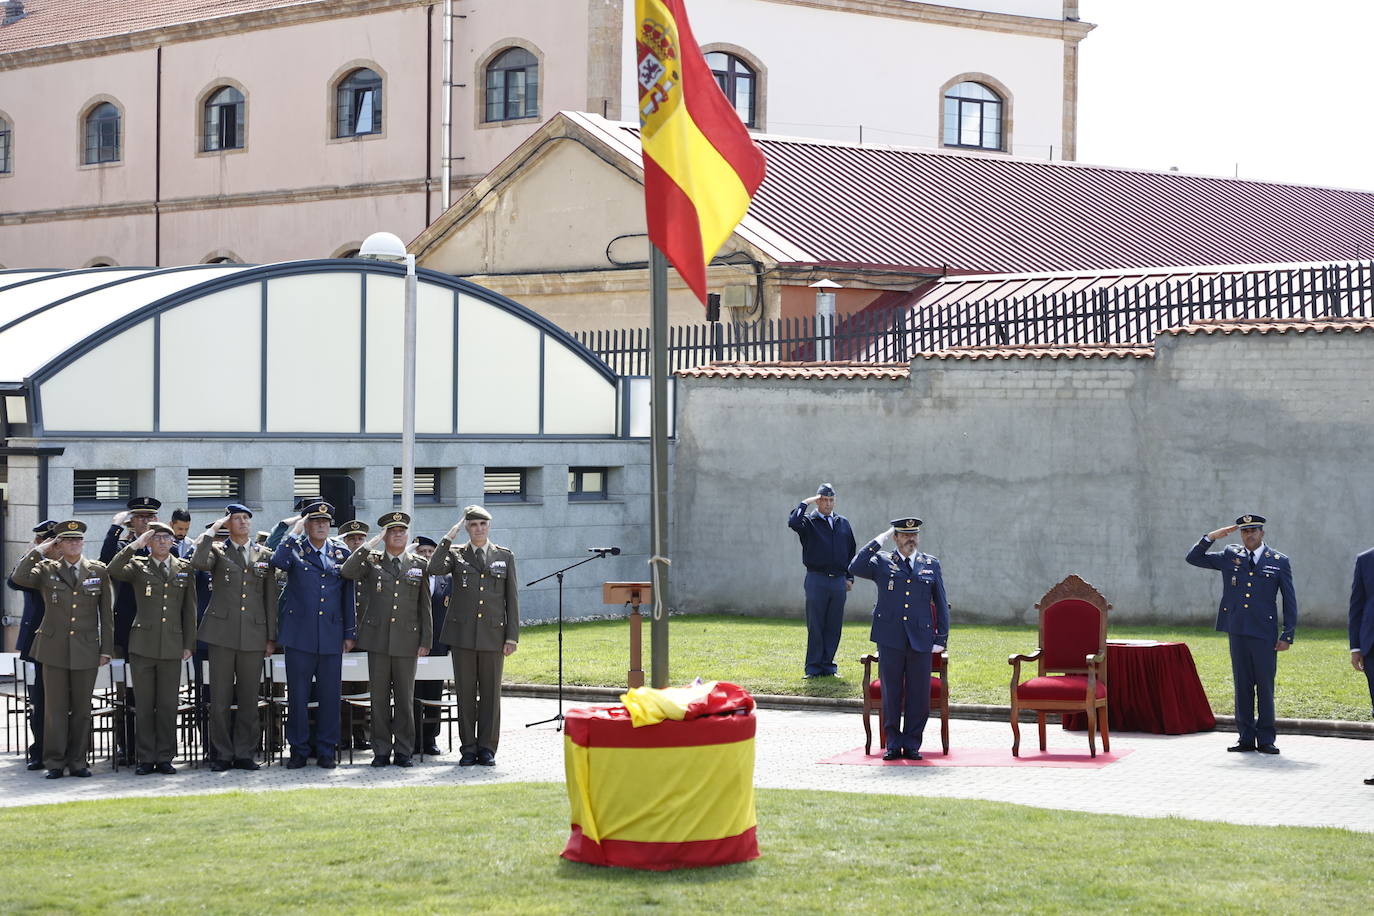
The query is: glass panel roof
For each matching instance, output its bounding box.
[0,266,247,381]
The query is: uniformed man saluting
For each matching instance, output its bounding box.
[192,504,278,772]
[849,517,949,761]
[107,522,197,775]
[426,505,519,767]
[11,520,113,779]
[1187,514,1297,755]
[340,512,433,767]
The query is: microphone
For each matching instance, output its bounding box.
[588,546,622,556]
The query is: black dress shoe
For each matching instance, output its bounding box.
[209,759,231,772]
[904,749,923,761]
[423,744,443,756]
[134,762,156,776]
[26,761,44,771]
[353,739,371,751]
[317,756,337,769]
[44,768,63,779]
[69,767,92,778]
[286,754,307,769]
[882,749,902,761]
[1256,744,1280,755]
[1227,743,1256,753]
[232,758,261,771]
[1363,775,1374,785]
[393,754,413,768]
[477,749,495,766]
[370,754,390,767]
[155,762,177,775]
[458,753,478,767]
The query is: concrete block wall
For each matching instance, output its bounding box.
[672,328,1374,628]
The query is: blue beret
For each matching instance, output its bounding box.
[225,503,253,518]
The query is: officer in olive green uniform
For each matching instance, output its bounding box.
[337,518,372,751]
[11,520,113,778]
[425,505,519,766]
[341,512,433,766]
[191,503,278,771]
[107,522,198,774]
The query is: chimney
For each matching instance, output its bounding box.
[2,1,25,27]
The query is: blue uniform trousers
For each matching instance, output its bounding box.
[878,644,932,754]
[1228,633,1277,746]
[804,571,847,676]
[284,648,342,758]
[1362,653,1374,719]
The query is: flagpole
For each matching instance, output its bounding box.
[649,244,671,688]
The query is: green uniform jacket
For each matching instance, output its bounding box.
[191,536,278,651]
[426,539,519,652]
[107,545,198,660]
[12,550,114,669]
[340,547,433,656]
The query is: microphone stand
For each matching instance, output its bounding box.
[525,550,613,730]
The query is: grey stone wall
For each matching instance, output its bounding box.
[3,437,651,629]
[672,327,1374,628]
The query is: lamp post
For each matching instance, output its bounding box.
[810,278,840,361]
[357,231,417,518]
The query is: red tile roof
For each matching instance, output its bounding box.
[1161,317,1374,337]
[915,344,1154,361]
[0,0,317,55]
[676,361,910,380]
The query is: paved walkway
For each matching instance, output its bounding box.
[3,697,1373,832]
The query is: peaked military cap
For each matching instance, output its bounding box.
[225,503,253,518]
[414,535,438,548]
[55,520,88,539]
[463,505,492,521]
[301,500,335,522]
[338,519,369,537]
[378,511,410,530]
[32,519,58,535]
[891,517,922,533]
[127,496,162,514]
[816,482,836,497]
[1235,514,1267,530]
[146,522,175,536]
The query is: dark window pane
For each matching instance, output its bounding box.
[336,68,382,137]
[74,471,134,503]
[188,470,244,501]
[484,47,539,122]
[484,468,526,501]
[0,119,10,173]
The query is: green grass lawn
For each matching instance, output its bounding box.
[507,615,1373,721]
[1,784,1369,913]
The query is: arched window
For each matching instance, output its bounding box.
[84,102,121,164]
[705,52,757,128]
[203,86,245,151]
[942,81,1003,151]
[335,68,383,138]
[0,115,11,173]
[484,47,539,122]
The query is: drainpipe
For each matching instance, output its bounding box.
[441,0,454,211]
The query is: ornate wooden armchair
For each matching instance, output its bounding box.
[860,650,949,756]
[1008,575,1111,757]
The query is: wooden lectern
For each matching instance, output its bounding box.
[604,582,653,688]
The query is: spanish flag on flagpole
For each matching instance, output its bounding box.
[636,0,767,305]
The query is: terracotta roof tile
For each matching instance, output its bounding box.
[915,344,1155,361]
[676,361,910,380]
[1161,317,1374,336]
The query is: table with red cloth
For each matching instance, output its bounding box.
[1064,640,1215,734]
[561,704,758,870]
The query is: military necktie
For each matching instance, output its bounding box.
[238,546,248,567]
[474,547,487,572]
[390,556,402,577]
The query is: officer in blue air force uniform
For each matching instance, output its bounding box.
[271,500,357,768]
[849,517,949,761]
[788,482,857,678]
[1187,514,1297,755]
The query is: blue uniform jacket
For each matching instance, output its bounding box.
[1348,548,1374,657]
[848,540,949,651]
[429,574,452,654]
[787,504,857,579]
[100,525,146,650]
[1186,538,1296,643]
[5,573,45,661]
[271,535,356,653]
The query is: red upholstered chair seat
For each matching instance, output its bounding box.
[1014,675,1106,701]
[868,678,943,700]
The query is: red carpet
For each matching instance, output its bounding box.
[820,746,1133,769]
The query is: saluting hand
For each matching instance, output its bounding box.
[364,532,384,551]
[131,528,154,549]
[874,527,895,545]
[288,515,306,536]
[36,537,60,558]
[111,510,132,528]
[802,495,820,506]
[1206,524,1239,541]
[445,522,464,541]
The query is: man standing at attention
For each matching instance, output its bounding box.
[426,506,518,767]
[788,483,856,678]
[192,504,277,772]
[273,500,356,769]
[1187,514,1296,755]
[1347,543,1374,784]
[849,517,948,761]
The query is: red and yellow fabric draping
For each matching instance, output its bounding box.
[562,699,758,870]
[635,0,766,305]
